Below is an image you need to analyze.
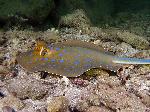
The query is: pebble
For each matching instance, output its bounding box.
[47,96,69,112]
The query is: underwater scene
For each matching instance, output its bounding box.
[0,0,150,112]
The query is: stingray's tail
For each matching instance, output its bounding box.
[112,57,150,64]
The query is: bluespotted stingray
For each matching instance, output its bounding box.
[17,40,150,77]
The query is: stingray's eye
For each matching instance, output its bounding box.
[40,48,48,56]
[35,46,41,52]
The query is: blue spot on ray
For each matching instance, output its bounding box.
[56,47,60,51]
[74,60,80,65]
[51,59,56,62]
[40,57,49,61]
[59,53,63,57]
[74,54,80,58]
[41,57,45,61]
[63,49,67,53]
[59,59,64,63]
[85,58,92,62]
[44,57,49,61]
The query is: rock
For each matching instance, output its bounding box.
[76,100,89,112]
[18,99,47,112]
[97,75,121,87]
[42,29,61,42]
[98,29,150,49]
[60,27,94,42]
[6,74,49,100]
[132,50,150,58]
[56,0,114,25]
[86,106,111,112]
[0,0,54,23]
[0,31,7,46]
[64,87,90,108]
[2,106,16,112]
[137,91,150,107]
[0,65,10,74]
[116,31,149,49]
[96,83,148,111]
[87,27,113,41]
[87,94,100,106]
[0,95,24,111]
[59,9,90,30]
[47,96,69,112]
[115,42,138,57]
[36,108,47,112]
[0,65,10,80]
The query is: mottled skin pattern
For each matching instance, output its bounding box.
[17,40,150,77]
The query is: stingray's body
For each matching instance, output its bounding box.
[17,40,150,77]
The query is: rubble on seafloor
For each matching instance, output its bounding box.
[0,27,149,112]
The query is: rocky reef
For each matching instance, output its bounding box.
[0,0,150,112]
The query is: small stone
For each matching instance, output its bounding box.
[0,95,24,111]
[87,94,100,106]
[76,100,89,112]
[7,74,49,100]
[47,96,69,112]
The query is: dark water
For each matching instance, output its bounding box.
[0,0,150,28]
[114,0,150,12]
[54,0,150,26]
